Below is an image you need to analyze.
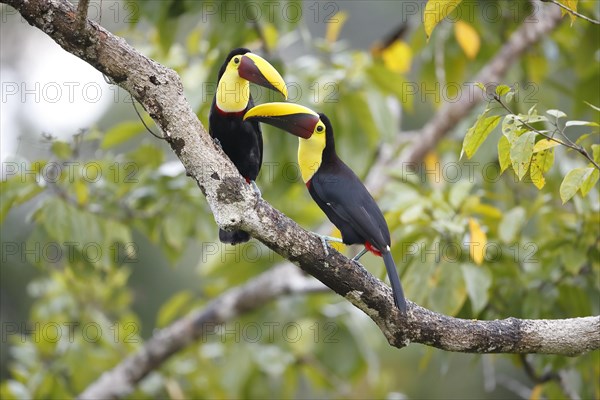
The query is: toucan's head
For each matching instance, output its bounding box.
[215,48,288,113]
[244,103,334,182]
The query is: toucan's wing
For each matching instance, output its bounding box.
[311,163,390,249]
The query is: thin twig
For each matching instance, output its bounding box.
[542,0,600,25]
[76,0,90,31]
[493,95,600,170]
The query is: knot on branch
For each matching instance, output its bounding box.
[213,177,256,231]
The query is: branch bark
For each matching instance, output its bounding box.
[3,0,598,398]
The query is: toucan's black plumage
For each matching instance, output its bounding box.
[243,104,407,313]
[308,115,406,313]
[209,48,287,244]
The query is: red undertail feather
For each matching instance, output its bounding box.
[365,241,382,257]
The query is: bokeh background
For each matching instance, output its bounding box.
[1,0,599,398]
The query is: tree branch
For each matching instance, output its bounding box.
[79,260,598,399]
[79,264,326,399]
[3,0,598,398]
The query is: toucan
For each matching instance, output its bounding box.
[209,48,288,244]
[244,103,407,313]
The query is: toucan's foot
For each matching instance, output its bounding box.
[250,180,262,197]
[315,234,343,257]
[352,247,368,262]
[213,137,222,149]
[319,236,330,257]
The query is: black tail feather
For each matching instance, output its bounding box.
[382,251,407,314]
[219,229,251,245]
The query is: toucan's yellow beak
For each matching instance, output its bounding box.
[243,102,320,139]
[239,53,288,99]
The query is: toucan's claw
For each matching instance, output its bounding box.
[213,137,222,149]
[319,236,330,257]
[315,234,343,257]
[250,180,262,198]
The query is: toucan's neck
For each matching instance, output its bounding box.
[216,70,250,113]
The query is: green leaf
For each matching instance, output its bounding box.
[103,219,133,263]
[501,115,526,142]
[0,176,44,223]
[510,131,535,180]
[344,91,380,144]
[593,144,600,162]
[498,135,511,173]
[428,261,467,316]
[51,141,72,160]
[39,198,103,256]
[495,85,510,97]
[584,101,600,112]
[403,261,437,305]
[461,114,501,159]
[366,64,409,102]
[461,264,491,314]
[560,245,588,275]
[449,180,473,209]
[505,91,514,103]
[580,168,599,196]
[546,109,567,119]
[101,121,145,149]
[530,149,555,189]
[498,207,526,243]
[575,133,591,145]
[560,167,595,203]
[156,290,194,327]
[565,120,600,127]
[163,211,193,251]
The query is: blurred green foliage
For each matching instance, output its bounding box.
[1,1,599,399]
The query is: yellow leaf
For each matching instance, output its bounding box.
[454,21,480,59]
[529,384,543,400]
[326,10,348,44]
[559,0,578,25]
[530,149,555,190]
[381,40,413,74]
[424,151,442,186]
[533,139,561,153]
[262,23,279,52]
[424,0,463,38]
[74,178,89,205]
[468,218,487,265]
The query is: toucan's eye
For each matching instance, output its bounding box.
[233,57,240,64]
[316,125,324,133]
